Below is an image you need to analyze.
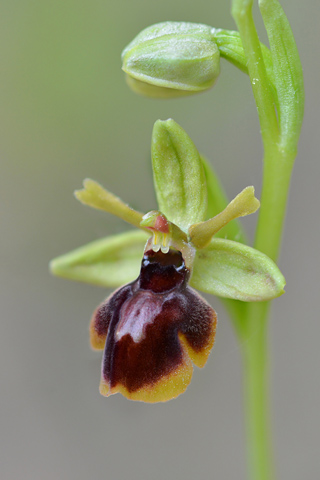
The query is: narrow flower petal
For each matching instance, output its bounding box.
[75,179,145,229]
[189,186,260,248]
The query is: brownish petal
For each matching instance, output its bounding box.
[179,287,217,368]
[89,284,133,350]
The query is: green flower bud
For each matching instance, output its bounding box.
[121,22,220,98]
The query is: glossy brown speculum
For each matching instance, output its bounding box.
[90,248,217,402]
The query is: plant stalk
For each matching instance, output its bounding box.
[233,119,296,480]
[237,138,294,480]
[231,1,298,479]
[240,302,274,480]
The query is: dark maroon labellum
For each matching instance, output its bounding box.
[90,248,217,402]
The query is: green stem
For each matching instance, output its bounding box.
[230,1,296,479]
[240,302,274,480]
[254,148,294,261]
[233,143,293,480]
[233,300,275,480]
[238,141,294,480]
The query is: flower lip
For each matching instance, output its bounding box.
[139,249,189,293]
[89,243,217,402]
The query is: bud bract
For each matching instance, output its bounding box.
[122,22,220,98]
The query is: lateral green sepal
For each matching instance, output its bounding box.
[50,230,149,288]
[151,119,207,233]
[190,238,285,301]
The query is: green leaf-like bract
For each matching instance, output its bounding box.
[259,0,304,155]
[152,119,207,233]
[191,238,285,301]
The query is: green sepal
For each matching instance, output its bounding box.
[50,230,149,288]
[190,238,285,301]
[151,119,207,233]
[201,155,246,243]
[259,0,304,155]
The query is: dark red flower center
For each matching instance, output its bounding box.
[139,249,189,293]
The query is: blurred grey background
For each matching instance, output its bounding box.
[1,0,319,479]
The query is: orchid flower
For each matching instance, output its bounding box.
[50,119,285,403]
